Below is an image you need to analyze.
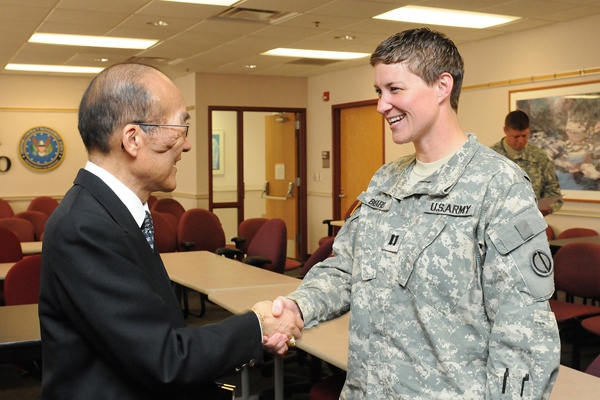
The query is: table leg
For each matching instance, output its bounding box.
[274,356,284,400]
[241,366,250,400]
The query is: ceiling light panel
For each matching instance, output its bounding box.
[5,64,104,74]
[262,48,369,60]
[160,0,238,5]
[373,6,520,29]
[29,33,158,49]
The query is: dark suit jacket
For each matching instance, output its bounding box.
[39,169,263,399]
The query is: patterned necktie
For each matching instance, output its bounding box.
[142,211,155,250]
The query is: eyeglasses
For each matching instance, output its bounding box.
[134,122,189,137]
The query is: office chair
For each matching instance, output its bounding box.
[0,227,23,263]
[151,198,186,227]
[546,225,555,241]
[177,208,226,317]
[15,210,48,241]
[0,217,35,242]
[3,254,42,306]
[0,198,15,218]
[27,196,59,217]
[298,237,334,279]
[585,353,600,378]
[321,199,360,241]
[147,194,158,210]
[178,208,226,252]
[151,211,178,253]
[549,242,600,370]
[217,218,288,274]
[231,217,268,254]
[557,228,598,240]
[309,371,346,400]
[2,252,43,376]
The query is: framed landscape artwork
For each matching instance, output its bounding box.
[510,80,600,202]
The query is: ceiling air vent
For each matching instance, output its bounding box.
[217,7,297,24]
[127,56,183,66]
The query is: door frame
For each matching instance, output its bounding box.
[208,106,308,261]
[331,99,381,218]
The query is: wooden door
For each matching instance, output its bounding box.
[339,104,384,214]
[264,114,298,258]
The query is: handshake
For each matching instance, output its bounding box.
[251,297,304,356]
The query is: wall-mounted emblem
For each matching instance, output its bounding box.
[19,126,65,171]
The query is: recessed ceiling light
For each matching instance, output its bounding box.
[373,5,520,29]
[245,64,257,69]
[262,48,369,60]
[5,64,104,74]
[29,33,158,50]
[94,58,109,63]
[335,35,356,41]
[160,0,238,5]
[148,20,169,27]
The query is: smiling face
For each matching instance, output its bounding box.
[136,72,191,195]
[374,62,441,147]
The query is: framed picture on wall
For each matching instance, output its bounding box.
[509,80,600,202]
[212,130,224,175]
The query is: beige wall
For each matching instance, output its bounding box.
[1,13,599,251]
[0,75,91,212]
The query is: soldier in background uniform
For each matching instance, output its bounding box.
[491,110,563,215]
[272,28,560,399]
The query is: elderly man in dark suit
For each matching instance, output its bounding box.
[39,63,302,400]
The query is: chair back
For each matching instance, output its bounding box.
[177,208,226,252]
[151,198,186,226]
[152,211,178,253]
[554,242,600,299]
[0,227,23,262]
[557,227,598,240]
[236,218,268,254]
[3,254,42,305]
[299,237,334,278]
[586,354,600,378]
[15,210,48,241]
[27,196,59,217]
[247,218,287,274]
[0,217,35,242]
[0,198,14,218]
[148,194,158,210]
[545,225,555,241]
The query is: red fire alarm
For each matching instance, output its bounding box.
[322,91,330,102]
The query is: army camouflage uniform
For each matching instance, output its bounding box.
[288,134,560,399]
[490,139,563,214]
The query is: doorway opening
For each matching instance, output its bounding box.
[209,107,308,262]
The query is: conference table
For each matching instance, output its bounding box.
[21,241,42,255]
[161,251,299,293]
[0,304,41,364]
[0,262,13,280]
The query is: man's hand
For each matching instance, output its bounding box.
[252,300,304,355]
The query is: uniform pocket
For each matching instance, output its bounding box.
[403,215,477,315]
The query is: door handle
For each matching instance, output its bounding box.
[338,194,346,198]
